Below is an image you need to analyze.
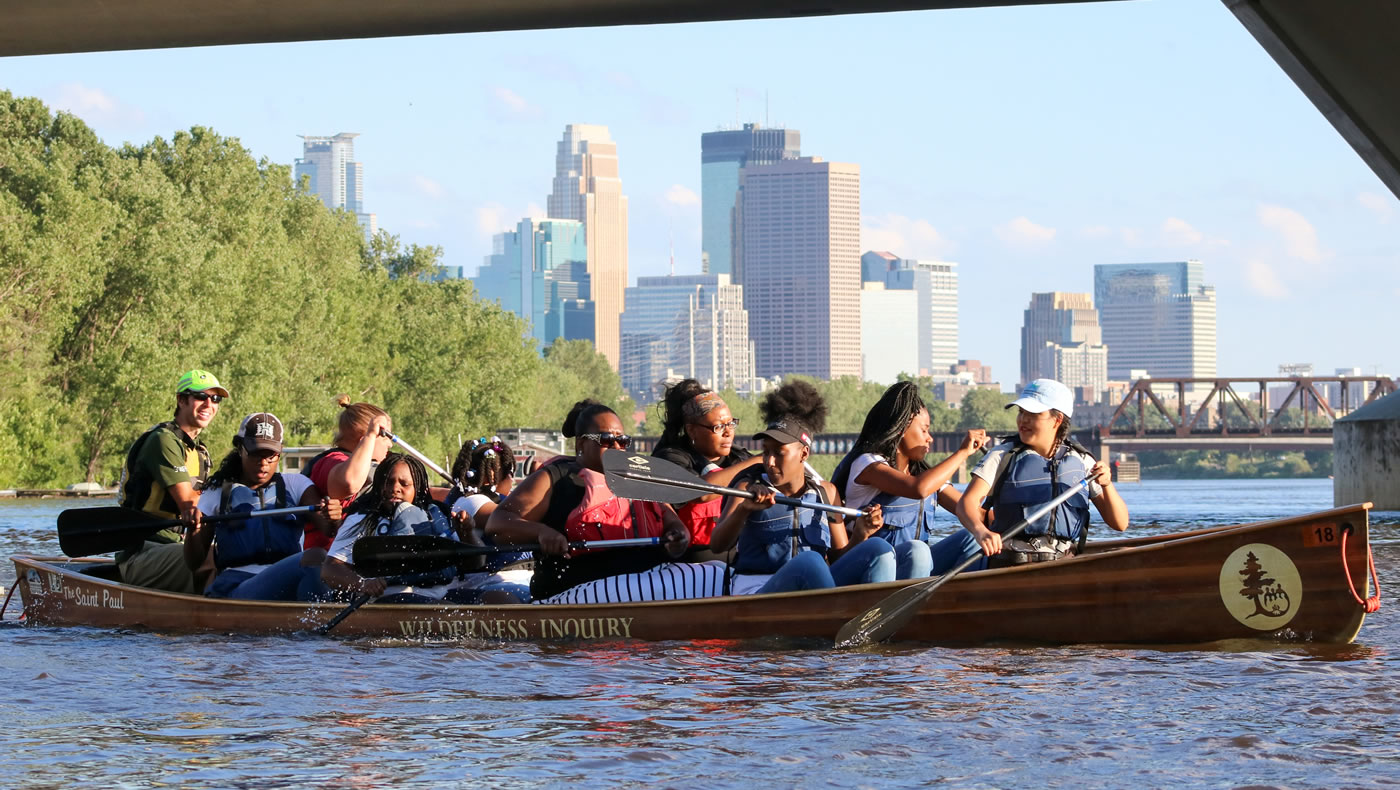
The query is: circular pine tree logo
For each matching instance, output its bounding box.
[1218,543,1302,630]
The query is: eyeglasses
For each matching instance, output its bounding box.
[580,433,632,449]
[185,391,223,404]
[692,419,740,436]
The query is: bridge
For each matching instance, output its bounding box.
[1093,376,1398,454]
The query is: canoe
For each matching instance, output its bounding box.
[7,503,1379,646]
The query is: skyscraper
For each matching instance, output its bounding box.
[860,282,918,384]
[1019,292,1103,387]
[620,274,757,403]
[294,133,376,236]
[860,251,960,378]
[547,124,628,369]
[472,218,590,348]
[738,157,861,379]
[701,124,801,276]
[1094,261,1217,382]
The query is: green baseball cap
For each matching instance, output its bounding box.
[175,369,230,398]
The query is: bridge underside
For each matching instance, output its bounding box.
[2,1,1399,200]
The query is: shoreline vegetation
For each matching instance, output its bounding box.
[0,93,1331,488]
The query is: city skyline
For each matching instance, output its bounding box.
[4,0,1397,384]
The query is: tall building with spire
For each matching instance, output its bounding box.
[547,124,628,368]
[737,157,862,379]
[294,133,376,237]
[701,124,801,276]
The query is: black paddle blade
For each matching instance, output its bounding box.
[601,449,711,504]
[352,534,487,577]
[57,506,180,557]
[834,576,945,648]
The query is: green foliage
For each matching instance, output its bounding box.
[0,93,635,487]
[1135,450,1331,479]
[957,389,1017,432]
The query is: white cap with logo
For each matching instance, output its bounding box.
[1007,379,1075,419]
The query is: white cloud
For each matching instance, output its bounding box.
[49,82,145,126]
[412,175,447,200]
[996,216,1056,247]
[475,202,508,235]
[861,214,954,258]
[1357,191,1394,223]
[665,184,700,207]
[1245,259,1289,299]
[1079,225,1112,239]
[489,86,542,119]
[1257,203,1324,263]
[1162,217,1203,245]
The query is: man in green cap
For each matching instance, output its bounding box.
[114,369,229,592]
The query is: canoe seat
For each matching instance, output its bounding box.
[80,563,122,582]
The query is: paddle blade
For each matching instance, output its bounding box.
[352,534,482,577]
[57,506,179,557]
[834,577,945,648]
[601,450,712,504]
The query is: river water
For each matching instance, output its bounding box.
[2,479,1397,788]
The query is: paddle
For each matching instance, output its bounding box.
[601,449,863,518]
[379,428,455,486]
[350,533,661,578]
[834,476,1093,649]
[57,505,317,557]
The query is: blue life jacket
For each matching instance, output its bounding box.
[214,475,303,569]
[867,490,941,547]
[733,474,832,575]
[361,501,458,586]
[991,446,1093,542]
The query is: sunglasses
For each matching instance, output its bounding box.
[580,433,632,449]
[691,418,740,436]
[185,391,224,404]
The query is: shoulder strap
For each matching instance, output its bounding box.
[219,479,234,515]
[272,473,288,509]
[1064,436,1095,461]
[984,440,1030,511]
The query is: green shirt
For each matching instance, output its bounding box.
[117,422,209,553]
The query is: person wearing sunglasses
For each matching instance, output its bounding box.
[651,379,762,561]
[488,398,726,603]
[114,368,228,593]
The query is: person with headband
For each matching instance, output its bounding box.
[931,378,1129,574]
[114,369,227,593]
[651,380,762,561]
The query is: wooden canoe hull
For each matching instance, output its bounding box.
[10,504,1376,646]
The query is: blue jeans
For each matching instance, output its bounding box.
[206,553,328,602]
[928,530,988,576]
[759,539,897,593]
[894,540,933,579]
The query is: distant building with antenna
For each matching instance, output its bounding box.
[294,133,377,237]
[700,124,800,276]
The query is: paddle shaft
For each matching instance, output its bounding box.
[380,428,454,485]
[318,592,373,636]
[835,476,1093,648]
[609,469,863,518]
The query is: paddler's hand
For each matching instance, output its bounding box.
[742,485,777,512]
[537,529,570,556]
[862,503,883,531]
[452,509,478,544]
[661,520,690,559]
[1090,460,1113,489]
[178,502,202,535]
[357,576,387,597]
[972,526,1002,557]
[960,429,989,454]
[319,497,343,524]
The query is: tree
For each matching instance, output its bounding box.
[958,389,1017,432]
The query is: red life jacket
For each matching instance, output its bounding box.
[676,497,723,546]
[563,468,667,554]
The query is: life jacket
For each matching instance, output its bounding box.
[985,442,1094,545]
[212,475,302,569]
[563,467,668,555]
[731,467,832,575]
[867,490,937,547]
[118,421,213,524]
[356,501,458,586]
[676,497,724,546]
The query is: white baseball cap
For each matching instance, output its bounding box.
[1007,379,1074,419]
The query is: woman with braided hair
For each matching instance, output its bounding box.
[931,378,1128,574]
[447,435,516,525]
[709,380,895,594]
[832,381,988,579]
[321,452,474,603]
[651,379,762,560]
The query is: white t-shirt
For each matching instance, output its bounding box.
[328,511,451,600]
[450,493,494,519]
[196,473,315,574]
[971,441,1104,499]
[843,453,947,511]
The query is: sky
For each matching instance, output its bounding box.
[3,0,1396,388]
